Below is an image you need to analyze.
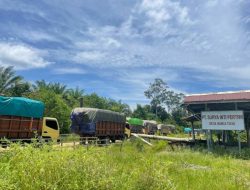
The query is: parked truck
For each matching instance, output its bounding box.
[157,124,175,135]
[70,108,128,142]
[0,96,59,142]
[143,120,158,135]
[127,117,144,133]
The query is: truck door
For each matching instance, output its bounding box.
[42,117,60,140]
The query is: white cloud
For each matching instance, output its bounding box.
[0,42,50,70]
[53,67,86,74]
[135,0,194,37]
[75,37,121,50]
[22,31,59,42]
[73,51,106,63]
[140,0,192,25]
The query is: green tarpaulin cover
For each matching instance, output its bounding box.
[127,118,143,126]
[0,96,44,118]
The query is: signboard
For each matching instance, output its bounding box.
[201,111,245,130]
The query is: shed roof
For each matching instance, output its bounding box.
[184,90,250,104]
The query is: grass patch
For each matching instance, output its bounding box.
[0,141,250,189]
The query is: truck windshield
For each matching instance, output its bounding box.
[46,120,58,130]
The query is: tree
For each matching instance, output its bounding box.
[151,105,170,122]
[7,82,32,97]
[107,99,132,115]
[33,80,47,91]
[145,78,184,115]
[49,82,67,96]
[165,91,184,112]
[132,104,148,119]
[171,107,188,127]
[34,80,68,96]
[83,93,108,109]
[64,87,84,108]
[144,78,169,118]
[28,88,71,134]
[0,66,23,95]
[144,78,168,107]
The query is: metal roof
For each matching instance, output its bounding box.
[184,90,250,104]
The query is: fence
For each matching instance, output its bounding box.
[0,134,124,151]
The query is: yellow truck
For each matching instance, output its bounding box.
[0,96,59,142]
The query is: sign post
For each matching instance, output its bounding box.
[202,110,245,152]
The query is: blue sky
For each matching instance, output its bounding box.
[0,0,250,108]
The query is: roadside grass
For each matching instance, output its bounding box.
[0,140,250,190]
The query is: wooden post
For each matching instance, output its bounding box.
[210,130,213,148]
[238,131,241,153]
[247,127,250,147]
[191,121,195,141]
[246,116,250,147]
[205,103,212,150]
[222,130,225,144]
[207,130,210,151]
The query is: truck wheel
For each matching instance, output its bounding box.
[1,142,8,149]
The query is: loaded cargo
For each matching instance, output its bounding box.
[70,108,127,142]
[0,96,59,141]
[157,124,175,135]
[127,117,144,133]
[143,120,158,135]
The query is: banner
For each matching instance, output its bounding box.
[201,111,245,130]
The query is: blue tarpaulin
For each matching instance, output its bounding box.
[184,127,192,133]
[0,96,44,118]
[70,112,96,135]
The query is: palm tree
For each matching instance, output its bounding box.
[67,87,84,99]
[33,80,48,91]
[65,87,84,107]
[0,66,23,95]
[49,82,67,95]
[34,80,67,96]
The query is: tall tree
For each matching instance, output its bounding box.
[33,80,47,91]
[49,82,67,95]
[8,82,32,97]
[165,91,184,112]
[83,93,108,109]
[67,87,84,99]
[132,104,148,119]
[107,99,131,115]
[144,78,184,115]
[144,78,168,118]
[0,66,23,95]
[65,87,84,107]
[34,80,68,96]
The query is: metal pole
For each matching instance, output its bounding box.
[80,97,83,108]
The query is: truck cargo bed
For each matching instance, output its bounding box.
[0,115,42,139]
[96,121,125,137]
